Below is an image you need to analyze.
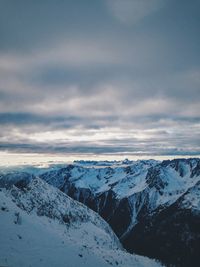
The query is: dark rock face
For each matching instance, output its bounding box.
[66,185,127,235]
[123,205,200,267]
[191,160,200,177]
[146,167,168,192]
[107,197,132,237]
[0,172,34,189]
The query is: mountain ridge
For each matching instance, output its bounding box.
[0,174,161,267]
[37,158,200,266]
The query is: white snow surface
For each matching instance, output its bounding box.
[180,180,200,211]
[34,159,200,211]
[34,158,200,238]
[0,177,162,267]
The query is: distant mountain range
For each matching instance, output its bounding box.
[0,158,200,266]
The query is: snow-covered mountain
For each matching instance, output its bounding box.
[0,173,161,267]
[35,158,200,267]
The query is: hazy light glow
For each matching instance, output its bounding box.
[1,151,200,168]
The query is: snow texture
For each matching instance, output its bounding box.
[0,175,162,267]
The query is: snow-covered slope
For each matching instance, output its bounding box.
[38,158,200,228]
[35,158,200,266]
[0,175,161,267]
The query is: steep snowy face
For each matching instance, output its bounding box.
[0,175,121,249]
[39,158,200,222]
[0,175,162,267]
[178,180,200,211]
[145,159,200,210]
[40,160,158,197]
[36,158,200,266]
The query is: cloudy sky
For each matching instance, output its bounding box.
[0,0,200,159]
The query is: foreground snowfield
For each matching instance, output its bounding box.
[0,177,162,267]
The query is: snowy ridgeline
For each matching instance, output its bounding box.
[40,158,200,211]
[0,176,162,267]
[1,157,199,267]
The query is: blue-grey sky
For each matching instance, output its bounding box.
[0,0,200,157]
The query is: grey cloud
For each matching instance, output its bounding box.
[0,112,78,127]
[0,0,107,52]
[0,0,200,157]
[0,112,120,131]
[0,141,199,156]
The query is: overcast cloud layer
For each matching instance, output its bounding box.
[0,0,200,157]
